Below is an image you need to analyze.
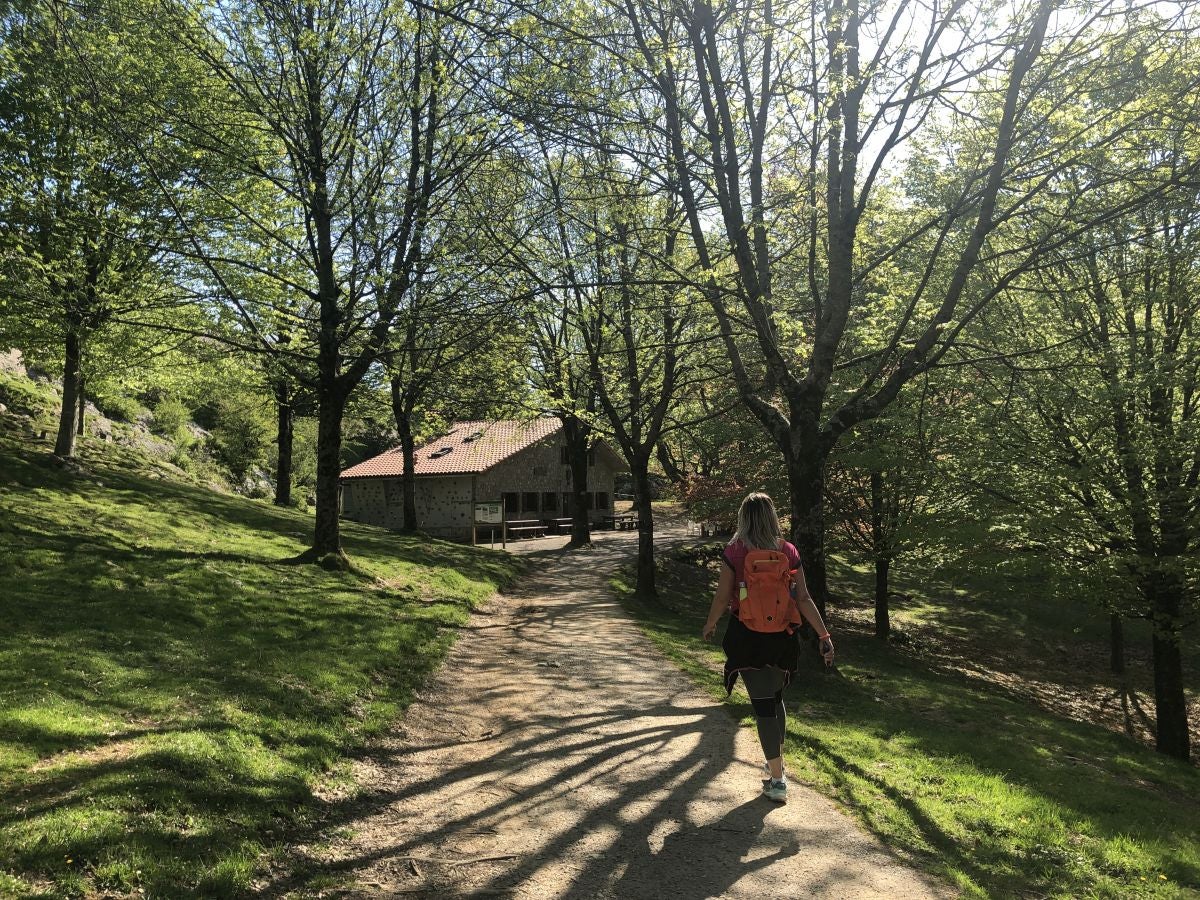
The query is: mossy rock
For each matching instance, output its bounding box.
[0,373,48,417]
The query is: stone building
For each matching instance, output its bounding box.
[339,418,626,540]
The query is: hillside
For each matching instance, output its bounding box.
[0,381,522,898]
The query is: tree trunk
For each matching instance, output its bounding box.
[398,426,417,533]
[1109,613,1124,676]
[786,452,830,616]
[76,377,86,437]
[1144,569,1190,761]
[655,439,685,484]
[871,470,890,640]
[631,460,656,598]
[54,330,81,458]
[390,379,419,533]
[874,556,891,640]
[274,381,294,507]
[563,417,591,546]
[310,386,347,560]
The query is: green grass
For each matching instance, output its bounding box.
[614,548,1200,900]
[828,544,1200,749]
[0,414,522,898]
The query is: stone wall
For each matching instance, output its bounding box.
[342,475,473,537]
[475,437,617,523]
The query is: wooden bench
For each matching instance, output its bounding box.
[544,517,574,534]
[506,522,547,539]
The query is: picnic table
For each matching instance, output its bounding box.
[505,518,547,539]
[544,517,574,534]
[602,513,639,531]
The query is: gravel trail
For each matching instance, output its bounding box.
[281,530,954,899]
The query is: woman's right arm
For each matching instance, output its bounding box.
[702,566,734,641]
[794,564,835,665]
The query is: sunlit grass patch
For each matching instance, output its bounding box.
[0,424,522,898]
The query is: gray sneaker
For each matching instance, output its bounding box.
[762,778,787,804]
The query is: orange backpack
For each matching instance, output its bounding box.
[739,549,802,633]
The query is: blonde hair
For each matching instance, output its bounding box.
[732,492,783,551]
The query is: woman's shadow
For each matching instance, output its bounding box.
[606,795,799,900]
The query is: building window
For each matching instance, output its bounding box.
[562,493,572,514]
[385,480,403,506]
[595,491,609,511]
[522,491,539,513]
[560,446,569,464]
[588,448,596,466]
[586,492,595,510]
[341,483,352,508]
[503,492,519,517]
[542,492,557,511]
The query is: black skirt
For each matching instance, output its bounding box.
[722,615,801,694]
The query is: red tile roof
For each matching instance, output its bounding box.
[340,418,564,479]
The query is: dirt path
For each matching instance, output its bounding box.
[281,530,953,899]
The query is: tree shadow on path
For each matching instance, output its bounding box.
[605,797,794,900]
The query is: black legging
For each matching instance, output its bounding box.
[741,667,787,760]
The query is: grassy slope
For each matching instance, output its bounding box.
[0,386,522,898]
[614,548,1200,900]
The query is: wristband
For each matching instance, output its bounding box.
[818,633,831,641]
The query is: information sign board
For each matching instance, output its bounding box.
[474,501,503,525]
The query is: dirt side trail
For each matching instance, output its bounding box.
[272,531,954,899]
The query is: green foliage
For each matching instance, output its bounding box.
[0,420,523,898]
[614,549,1200,899]
[672,370,791,527]
[285,417,318,497]
[92,392,146,425]
[0,0,225,456]
[168,445,194,473]
[208,397,272,481]
[150,398,191,440]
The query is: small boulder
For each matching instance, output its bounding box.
[88,416,113,441]
[239,470,274,499]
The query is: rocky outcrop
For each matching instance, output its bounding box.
[0,349,26,377]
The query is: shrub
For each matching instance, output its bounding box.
[95,394,147,424]
[209,398,272,480]
[151,399,190,437]
[169,447,194,472]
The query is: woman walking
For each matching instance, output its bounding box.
[701,492,835,804]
